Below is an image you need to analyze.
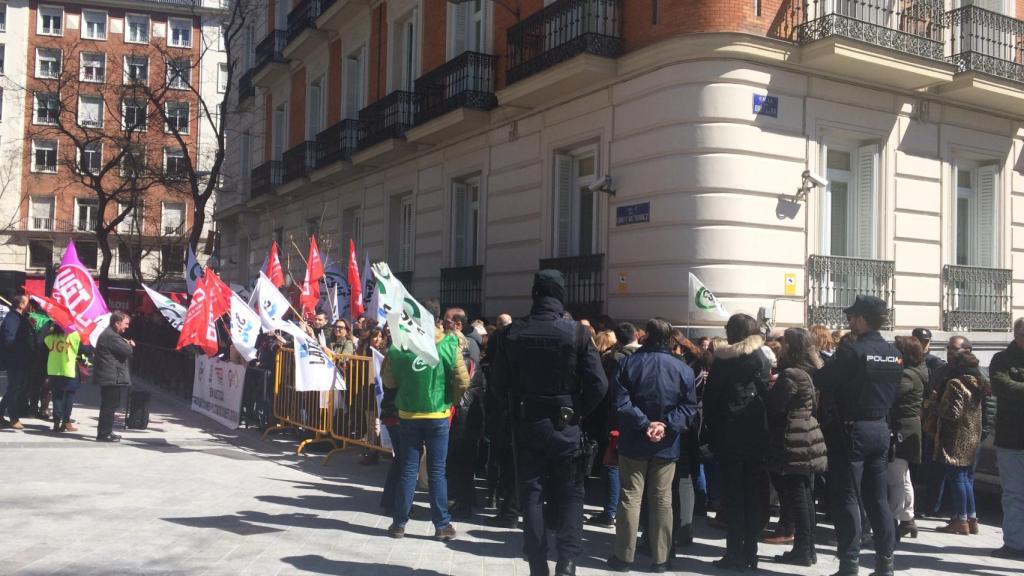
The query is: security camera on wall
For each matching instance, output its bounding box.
[802,170,827,188]
[583,175,615,196]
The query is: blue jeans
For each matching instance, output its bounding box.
[381,422,403,512]
[604,464,620,516]
[52,390,76,423]
[392,418,451,529]
[997,447,1024,551]
[0,369,26,422]
[945,465,976,520]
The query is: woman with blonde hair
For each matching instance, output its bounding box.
[808,324,835,361]
[594,329,618,356]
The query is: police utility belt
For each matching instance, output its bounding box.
[516,396,580,430]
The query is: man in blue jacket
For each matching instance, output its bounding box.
[0,295,33,429]
[607,318,698,573]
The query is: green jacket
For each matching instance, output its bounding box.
[382,326,470,419]
[44,332,80,378]
[990,342,1024,450]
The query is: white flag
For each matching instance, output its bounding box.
[321,263,348,322]
[372,262,440,367]
[142,284,186,331]
[372,347,391,450]
[362,254,375,311]
[279,321,344,391]
[688,272,730,321]
[186,246,204,295]
[251,272,290,332]
[229,294,261,361]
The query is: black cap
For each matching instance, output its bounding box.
[532,269,566,303]
[912,328,932,342]
[843,295,888,319]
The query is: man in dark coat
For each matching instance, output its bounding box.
[989,318,1024,560]
[607,318,697,573]
[0,295,33,429]
[94,311,134,442]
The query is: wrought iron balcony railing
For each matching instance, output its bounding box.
[316,119,363,168]
[287,0,321,44]
[77,218,98,232]
[440,265,484,322]
[943,264,1012,332]
[807,254,895,329]
[254,30,287,74]
[506,0,624,85]
[282,141,316,183]
[238,68,255,102]
[415,52,498,126]
[944,5,1024,83]
[163,222,186,236]
[251,160,282,198]
[358,91,418,150]
[538,254,604,320]
[797,0,946,62]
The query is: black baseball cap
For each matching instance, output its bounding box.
[912,328,932,342]
[843,295,888,319]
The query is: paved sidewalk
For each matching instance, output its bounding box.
[0,376,1021,576]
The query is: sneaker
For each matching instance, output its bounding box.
[991,546,1024,560]
[435,524,456,541]
[387,523,405,539]
[585,512,616,527]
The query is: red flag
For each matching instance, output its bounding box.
[176,275,219,357]
[203,267,233,318]
[27,292,78,334]
[266,241,285,288]
[300,236,324,317]
[348,240,364,319]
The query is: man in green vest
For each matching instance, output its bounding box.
[383,298,469,541]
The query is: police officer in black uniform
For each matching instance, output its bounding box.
[490,270,609,576]
[815,295,903,576]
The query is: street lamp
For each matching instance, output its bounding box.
[448,0,520,19]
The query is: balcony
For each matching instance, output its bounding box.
[252,30,288,88]
[807,254,895,329]
[282,141,316,186]
[314,119,363,175]
[352,91,418,166]
[237,68,255,105]
[163,222,186,236]
[797,0,953,90]
[939,6,1024,115]
[501,0,623,108]
[538,254,604,321]
[250,161,282,200]
[440,265,484,322]
[942,265,1012,332]
[407,52,498,145]
[77,218,98,232]
[284,0,326,61]
[317,0,362,32]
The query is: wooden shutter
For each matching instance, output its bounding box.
[308,80,322,137]
[854,144,878,259]
[555,154,574,257]
[451,3,468,58]
[976,164,997,267]
[452,181,467,266]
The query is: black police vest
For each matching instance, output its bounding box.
[838,333,903,421]
[504,317,584,405]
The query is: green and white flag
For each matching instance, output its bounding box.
[688,272,729,321]
[186,246,204,295]
[371,262,440,367]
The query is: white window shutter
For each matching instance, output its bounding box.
[452,181,467,266]
[854,144,878,259]
[452,4,468,57]
[400,196,414,271]
[555,154,574,257]
[344,53,361,120]
[976,164,997,267]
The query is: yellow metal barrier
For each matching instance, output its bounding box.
[325,352,390,464]
[261,348,338,455]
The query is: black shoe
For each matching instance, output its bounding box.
[585,512,615,527]
[96,434,121,443]
[53,419,62,433]
[774,551,815,567]
[830,561,860,576]
[485,513,519,528]
[869,554,894,576]
[712,557,747,572]
[554,559,576,576]
[675,524,694,548]
[651,560,673,573]
[606,556,631,572]
[992,546,1024,560]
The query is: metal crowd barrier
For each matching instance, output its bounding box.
[130,343,195,400]
[261,347,337,455]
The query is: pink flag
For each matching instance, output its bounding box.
[52,240,110,328]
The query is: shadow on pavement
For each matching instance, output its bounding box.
[282,555,448,576]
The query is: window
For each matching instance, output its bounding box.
[165,102,189,133]
[243,25,255,70]
[117,243,139,275]
[272,103,287,160]
[32,140,58,173]
[554,146,600,257]
[168,18,192,48]
[126,14,150,44]
[342,206,362,254]
[118,202,144,234]
[81,52,105,83]
[29,241,54,269]
[307,76,323,137]
[167,58,190,89]
[34,93,59,124]
[122,100,147,131]
[217,63,228,93]
[955,164,999,267]
[36,48,61,78]
[344,47,366,119]
[124,55,148,84]
[79,141,102,174]
[389,194,415,272]
[164,148,187,179]
[823,144,878,258]
[37,5,63,36]
[78,95,103,128]
[0,88,4,120]
[30,196,55,230]
[162,202,186,235]
[239,131,251,192]
[162,246,185,275]
[449,0,487,57]
[0,45,5,74]
[121,145,146,177]
[392,10,419,92]
[0,4,6,32]
[76,242,98,270]
[82,10,107,40]
[451,177,480,267]
[76,198,99,231]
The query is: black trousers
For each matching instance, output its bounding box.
[772,472,794,534]
[827,420,894,568]
[720,458,769,564]
[784,473,817,557]
[98,386,121,437]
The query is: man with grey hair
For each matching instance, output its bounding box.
[989,317,1024,559]
[496,314,513,328]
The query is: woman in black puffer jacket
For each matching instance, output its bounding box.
[766,328,827,567]
[705,314,772,571]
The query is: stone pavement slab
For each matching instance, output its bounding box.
[0,375,1021,576]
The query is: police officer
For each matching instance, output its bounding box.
[815,296,903,576]
[490,270,608,576]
